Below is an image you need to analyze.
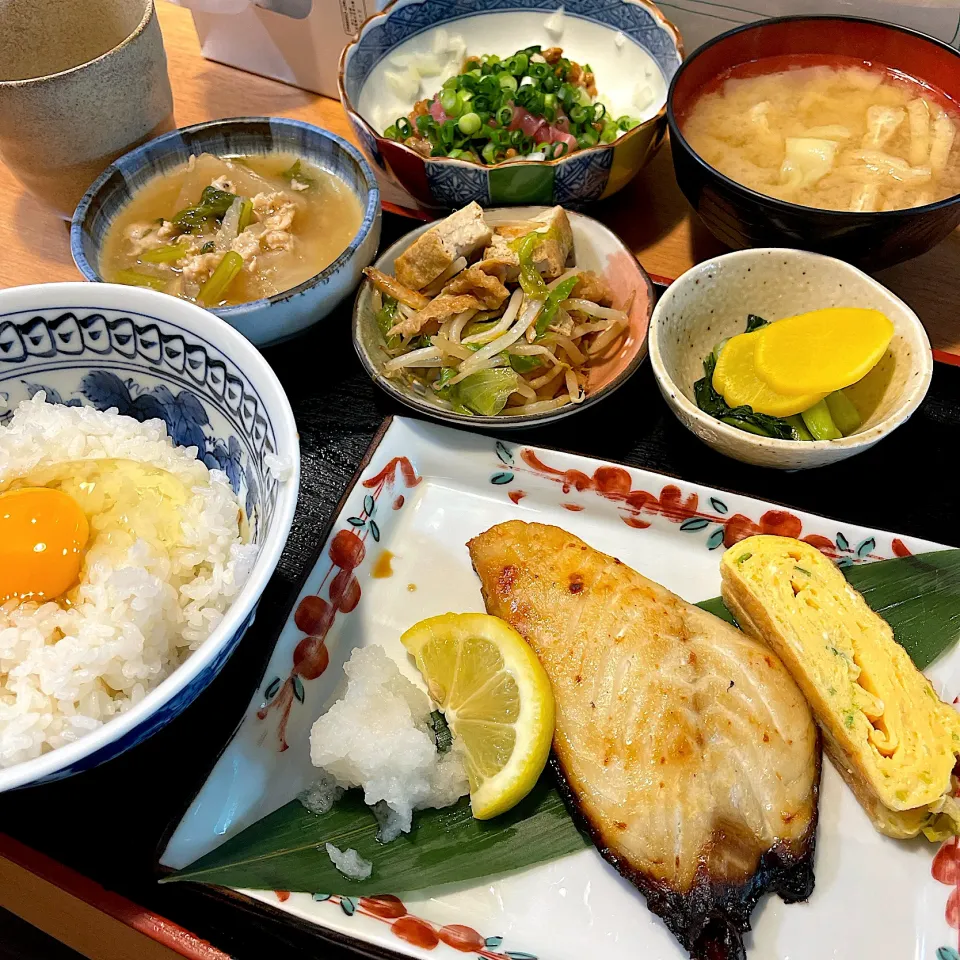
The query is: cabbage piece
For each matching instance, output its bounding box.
[862,105,906,149]
[907,99,932,166]
[779,138,838,188]
[446,368,519,416]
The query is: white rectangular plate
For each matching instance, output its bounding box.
[161,416,960,960]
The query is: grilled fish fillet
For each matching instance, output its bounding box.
[468,521,820,960]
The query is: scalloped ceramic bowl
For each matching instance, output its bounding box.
[648,249,932,470]
[71,117,381,348]
[339,0,683,209]
[353,205,653,428]
[0,282,300,791]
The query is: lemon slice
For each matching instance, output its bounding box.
[712,331,826,417]
[401,612,554,820]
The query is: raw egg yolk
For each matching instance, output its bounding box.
[0,487,90,604]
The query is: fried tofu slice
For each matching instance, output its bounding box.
[477,206,574,281]
[394,202,492,291]
[387,294,482,338]
[441,264,509,310]
[570,270,613,306]
[362,267,429,310]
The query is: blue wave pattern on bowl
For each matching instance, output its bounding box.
[425,160,491,206]
[0,305,279,538]
[0,301,283,785]
[344,0,681,100]
[554,148,613,204]
[71,118,382,347]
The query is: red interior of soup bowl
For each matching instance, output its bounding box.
[671,16,960,118]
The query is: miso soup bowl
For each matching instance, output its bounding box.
[667,16,960,271]
[71,117,381,348]
[648,248,933,470]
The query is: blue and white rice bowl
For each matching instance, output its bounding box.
[0,282,299,791]
[71,118,382,348]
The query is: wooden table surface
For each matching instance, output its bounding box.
[1,1,958,356]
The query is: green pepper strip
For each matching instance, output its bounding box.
[516,233,548,300]
[198,252,244,306]
[535,275,579,338]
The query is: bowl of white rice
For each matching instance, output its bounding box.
[0,282,299,791]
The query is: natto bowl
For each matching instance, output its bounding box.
[667,16,960,271]
[71,117,381,348]
[340,0,683,210]
[648,248,932,470]
[0,282,299,791]
[353,205,653,428]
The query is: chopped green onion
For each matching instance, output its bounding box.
[440,88,459,115]
[507,52,529,75]
[458,112,482,135]
[498,74,518,93]
[383,124,399,141]
[198,251,244,306]
[481,141,499,164]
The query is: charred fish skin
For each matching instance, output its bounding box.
[468,521,821,960]
[550,753,819,960]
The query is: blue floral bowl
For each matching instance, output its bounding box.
[0,282,300,791]
[70,117,382,348]
[339,0,684,209]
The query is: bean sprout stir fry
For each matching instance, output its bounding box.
[364,206,632,417]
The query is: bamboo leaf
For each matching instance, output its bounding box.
[164,774,589,894]
[697,549,960,670]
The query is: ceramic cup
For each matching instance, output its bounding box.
[0,0,174,218]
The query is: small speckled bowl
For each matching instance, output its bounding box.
[71,117,381,348]
[648,249,932,469]
[354,206,653,428]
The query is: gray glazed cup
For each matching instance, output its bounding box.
[0,0,175,218]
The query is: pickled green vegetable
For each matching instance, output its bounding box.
[801,399,843,440]
[785,414,814,441]
[825,390,862,436]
